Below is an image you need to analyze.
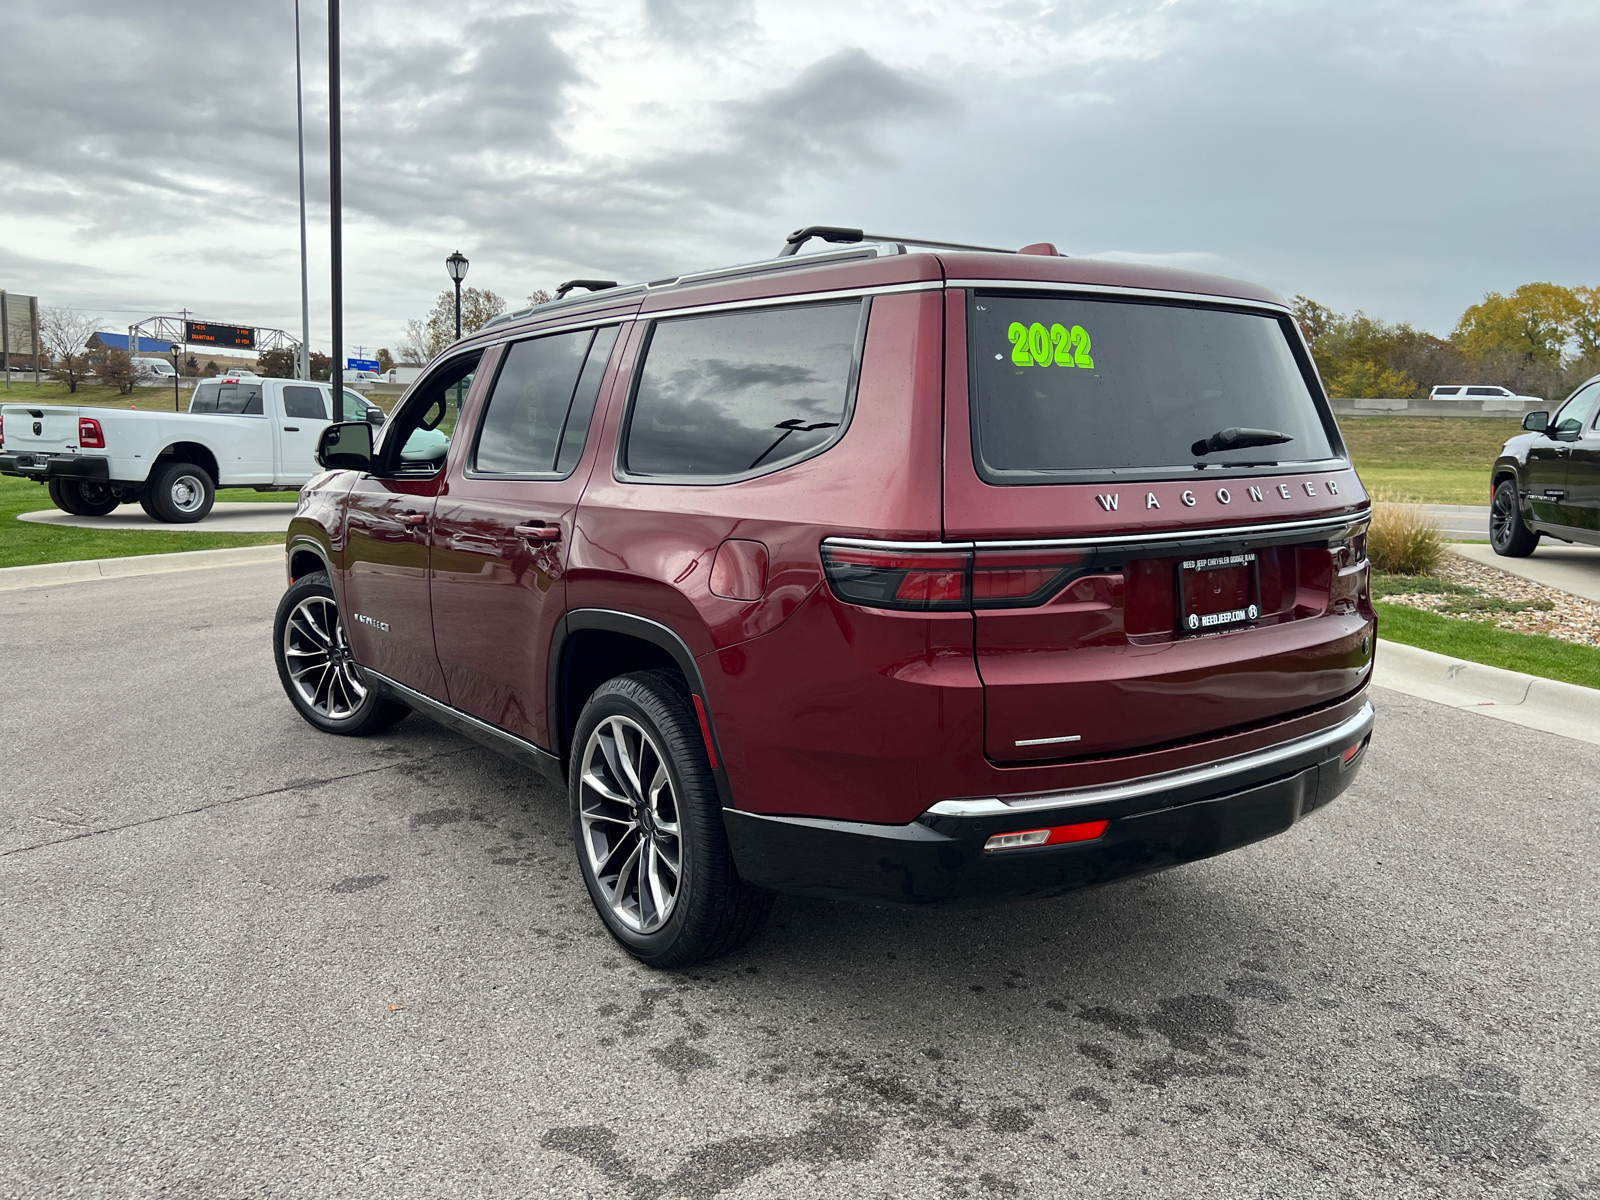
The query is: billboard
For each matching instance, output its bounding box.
[2,291,38,357]
[347,357,380,372]
[185,320,255,349]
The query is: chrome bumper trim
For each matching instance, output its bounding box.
[925,701,1374,818]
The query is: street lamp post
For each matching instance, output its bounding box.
[170,343,182,412]
[446,251,469,340]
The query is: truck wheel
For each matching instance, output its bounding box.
[273,570,410,736]
[64,481,121,517]
[47,479,89,515]
[145,461,215,523]
[570,670,773,968]
[1490,479,1540,557]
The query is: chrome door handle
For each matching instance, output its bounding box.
[514,523,561,542]
[400,512,428,527]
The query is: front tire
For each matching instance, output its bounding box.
[570,671,773,968]
[1490,478,1539,557]
[145,461,215,523]
[273,570,410,736]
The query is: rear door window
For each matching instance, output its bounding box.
[967,292,1336,482]
[623,300,863,480]
[1433,386,1460,396]
[1466,386,1504,396]
[283,385,329,420]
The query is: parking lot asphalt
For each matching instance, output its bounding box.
[1,564,1596,1200]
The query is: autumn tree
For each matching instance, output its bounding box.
[93,349,144,395]
[38,307,102,394]
[397,287,507,363]
[1452,282,1580,365]
[256,349,297,378]
[377,347,395,373]
[528,289,553,307]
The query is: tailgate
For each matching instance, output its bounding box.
[1,405,83,453]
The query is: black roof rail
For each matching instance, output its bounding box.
[555,278,618,299]
[778,225,1017,257]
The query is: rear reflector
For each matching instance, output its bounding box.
[984,819,1109,852]
[1342,740,1365,766]
[78,418,105,449]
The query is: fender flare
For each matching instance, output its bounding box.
[552,608,734,807]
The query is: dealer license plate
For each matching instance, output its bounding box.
[1177,553,1260,633]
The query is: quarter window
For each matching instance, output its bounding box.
[624,301,862,480]
[283,385,328,420]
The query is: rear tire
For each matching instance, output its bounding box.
[47,479,88,515]
[570,670,773,968]
[63,481,120,516]
[145,461,215,523]
[273,570,410,736]
[1490,478,1539,557]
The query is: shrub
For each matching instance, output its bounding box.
[1368,501,1444,575]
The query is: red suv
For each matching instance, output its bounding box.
[275,228,1375,967]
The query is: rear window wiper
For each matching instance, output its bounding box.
[1191,427,1294,456]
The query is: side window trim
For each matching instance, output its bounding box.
[464,326,602,481]
[614,297,871,487]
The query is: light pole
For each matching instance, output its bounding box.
[294,0,311,380]
[170,343,182,412]
[329,0,342,392]
[446,251,469,340]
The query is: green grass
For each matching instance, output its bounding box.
[0,474,281,570]
[1341,417,1523,505]
[1376,601,1600,690]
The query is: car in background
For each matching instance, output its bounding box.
[1431,384,1540,403]
[343,368,380,385]
[1490,374,1600,555]
[133,357,178,380]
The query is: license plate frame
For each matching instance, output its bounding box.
[1176,552,1261,634]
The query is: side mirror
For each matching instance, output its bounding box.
[316,421,374,471]
[366,407,386,428]
[1522,411,1548,433]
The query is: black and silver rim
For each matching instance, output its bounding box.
[1490,486,1517,549]
[578,715,683,934]
[282,595,368,720]
[168,472,207,514]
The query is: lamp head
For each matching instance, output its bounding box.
[445,250,469,283]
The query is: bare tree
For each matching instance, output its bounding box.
[38,307,102,394]
[93,349,143,395]
[397,287,508,363]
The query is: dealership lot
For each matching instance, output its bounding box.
[1,563,1595,1199]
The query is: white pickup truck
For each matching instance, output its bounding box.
[0,377,385,523]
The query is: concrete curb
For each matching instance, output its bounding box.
[1373,638,1600,748]
[0,545,284,591]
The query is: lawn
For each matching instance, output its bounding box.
[1376,601,1600,690]
[1340,416,1523,505]
[0,474,282,570]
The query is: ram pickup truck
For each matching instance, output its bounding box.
[0,377,384,522]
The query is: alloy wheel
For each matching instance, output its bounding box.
[578,715,683,934]
[282,595,369,720]
[1490,487,1515,551]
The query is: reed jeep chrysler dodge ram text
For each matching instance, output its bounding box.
[272,228,1376,967]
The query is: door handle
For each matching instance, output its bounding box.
[514,523,562,542]
[283,425,300,432]
[400,512,428,527]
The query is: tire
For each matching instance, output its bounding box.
[47,479,88,515]
[144,461,215,523]
[273,570,411,736]
[570,670,773,968]
[1490,478,1540,557]
[62,480,121,516]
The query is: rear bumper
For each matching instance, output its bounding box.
[0,452,111,482]
[724,699,1373,906]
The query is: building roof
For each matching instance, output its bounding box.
[88,332,183,355]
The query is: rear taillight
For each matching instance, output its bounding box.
[821,543,1087,611]
[78,418,105,449]
[984,820,1109,852]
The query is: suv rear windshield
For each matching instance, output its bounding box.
[968,293,1336,481]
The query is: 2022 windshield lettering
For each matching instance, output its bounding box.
[1006,321,1094,369]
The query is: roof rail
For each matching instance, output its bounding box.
[555,278,618,299]
[778,225,1016,257]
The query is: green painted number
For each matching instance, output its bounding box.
[1070,325,1094,368]
[1050,323,1074,367]
[1028,322,1051,367]
[1008,322,1031,366]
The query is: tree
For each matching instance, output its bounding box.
[528,289,553,307]
[309,352,332,381]
[202,360,220,377]
[1452,282,1579,365]
[257,348,297,378]
[1570,286,1600,360]
[397,286,507,363]
[185,354,199,374]
[377,347,395,373]
[93,349,143,395]
[38,307,102,394]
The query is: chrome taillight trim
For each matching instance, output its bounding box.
[926,702,1374,818]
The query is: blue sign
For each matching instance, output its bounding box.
[347,357,380,372]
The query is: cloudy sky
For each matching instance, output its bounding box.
[3,0,1596,358]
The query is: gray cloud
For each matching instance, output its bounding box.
[645,0,756,45]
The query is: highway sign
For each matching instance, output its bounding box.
[347,358,380,372]
[186,321,255,349]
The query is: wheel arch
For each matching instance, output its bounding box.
[286,534,330,584]
[153,441,220,483]
[552,609,732,806]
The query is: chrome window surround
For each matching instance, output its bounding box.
[926,701,1374,818]
[945,278,1293,316]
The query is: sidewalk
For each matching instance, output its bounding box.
[1450,542,1600,604]
[0,545,283,591]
